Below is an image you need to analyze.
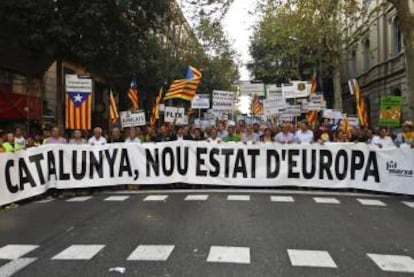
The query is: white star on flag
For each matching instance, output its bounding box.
[73,93,83,102]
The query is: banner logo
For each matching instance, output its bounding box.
[386,161,413,177]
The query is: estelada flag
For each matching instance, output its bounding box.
[65,92,92,130]
[128,79,139,110]
[164,66,202,101]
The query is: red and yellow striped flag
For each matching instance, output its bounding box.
[164,66,202,101]
[252,94,264,116]
[307,72,319,125]
[109,90,119,124]
[65,92,92,130]
[128,79,139,110]
[150,87,163,127]
[350,79,369,128]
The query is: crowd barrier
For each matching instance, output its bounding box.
[1,141,413,206]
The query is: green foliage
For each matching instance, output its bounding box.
[249,0,361,83]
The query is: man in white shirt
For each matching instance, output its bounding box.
[274,124,295,144]
[88,127,107,145]
[14,127,26,149]
[295,121,314,143]
[370,127,395,148]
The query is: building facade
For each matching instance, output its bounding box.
[342,0,408,126]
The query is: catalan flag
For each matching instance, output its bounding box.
[349,79,369,128]
[164,66,202,101]
[150,87,163,127]
[109,90,119,125]
[128,79,139,110]
[65,92,92,130]
[307,72,320,126]
[252,94,264,116]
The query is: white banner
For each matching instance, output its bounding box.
[65,74,92,93]
[191,94,210,109]
[1,142,413,206]
[120,110,146,127]
[212,90,235,112]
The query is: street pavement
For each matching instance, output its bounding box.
[0,189,413,277]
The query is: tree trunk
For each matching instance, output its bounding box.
[389,0,414,120]
[332,55,343,110]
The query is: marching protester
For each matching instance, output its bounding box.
[26,137,37,148]
[242,125,259,144]
[314,118,334,143]
[260,127,274,143]
[274,123,295,144]
[394,120,414,148]
[109,127,125,143]
[69,130,87,144]
[125,127,141,143]
[14,127,26,149]
[295,121,314,143]
[44,127,67,144]
[2,133,23,152]
[370,127,395,148]
[223,126,241,142]
[88,127,107,145]
[206,128,222,143]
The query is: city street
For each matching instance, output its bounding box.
[0,189,413,276]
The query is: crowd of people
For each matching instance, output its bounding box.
[1,119,413,153]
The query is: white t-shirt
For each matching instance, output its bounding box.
[295,130,314,143]
[207,137,222,144]
[125,137,141,143]
[370,135,395,148]
[88,136,107,145]
[14,136,26,149]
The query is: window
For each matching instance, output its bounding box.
[363,39,370,72]
[392,18,402,55]
[351,50,357,77]
[392,88,401,97]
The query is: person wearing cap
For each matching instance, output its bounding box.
[395,120,414,148]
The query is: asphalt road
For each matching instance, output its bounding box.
[0,189,413,277]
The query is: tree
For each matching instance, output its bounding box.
[388,0,414,120]
[249,0,361,110]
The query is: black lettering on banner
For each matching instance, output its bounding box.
[29,153,45,185]
[267,150,280,178]
[90,151,103,178]
[247,149,260,178]
[47,151,57,181]
[319,150,333,180]
[364,151,380,182]
[162,147,174,176]
[233,149,247,178]
[351,150,364,179]
[119,149,133,177]
[302,149,316,179]
[335,150,348,180]
[19,158,36,190]
[221,149,234,178]
[72,151,87,180]
[146,149,159,177]
[288,150,300,178]
[196,148,207,177]
[209,148,220,177]
[177,147,189,175]
[58,150,70,180]
[105,149,118,178]
[5,160,18,193]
